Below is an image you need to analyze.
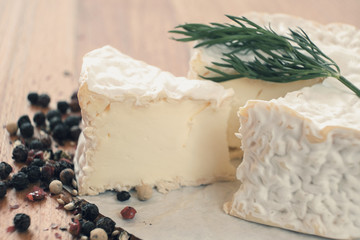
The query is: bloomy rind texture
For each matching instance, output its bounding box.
[188,12,360,157]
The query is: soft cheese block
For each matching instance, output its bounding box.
[74,46,235,195]
[188,12,360,156]
[224,17,360,239]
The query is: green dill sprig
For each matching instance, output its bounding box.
[169,15,360,97]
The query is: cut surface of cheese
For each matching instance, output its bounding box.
[224,14,360,239]
[188,12,360,156]
[74,46,235,195]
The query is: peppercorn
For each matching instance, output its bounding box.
[37,93,50,108]
[57,101,69,114]
[54,150,64,161]
[33,112,46,126]
[11,172,29,191]
[17,115,31,128]
[81,220,96,237]
[26,165,41,182]
[20,122,34,138]
[12,145,28,163]
[49,180,63,194]
[69,218,81,236]
[120,206,137,220]
[116,191,131,202]
[90,228,108,240]
[49,117,62,131]
[41,164,55,182]
[40,133,52,148]
[59,168,74,185]
[13,213,31,232]
[6,122,18,136]
[0,181,7,198]
[96,217,115,235]
[29,139,43,150]
[64,115,81,128]
[69,99,81,112]
[31,158,45,167]
[52,123,70,141]
[135,183,153,201]
[81,203,99,221]
[0,162,13,179]
[71,91,78,101]
[27,92,39,105]
[46,109,62,121]
[70,126,81,141]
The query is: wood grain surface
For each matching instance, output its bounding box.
[0,0,359,239]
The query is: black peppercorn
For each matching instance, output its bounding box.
[116,191,131,202]
[13,213,31,232]
[29,139,43,150]
[0,181,7,198]
[71,91,78,101]
[37,93,50,108]
[20,122,34,138]
[31,158,45,167]
[12,145,28,163]
[96,217,115,235]
[81,220,96,237]
[52,123,70,141]
[27,92,38,105]
[54,150,63,161]
[40,164,55,182]
[64,115,81,128]
[33,112,46,126]
[70,126,81,141]
[17,115,31,128]
[11,172,29,191]
[69,99,80,112]
[46,109,62,121]
[40,134,52,149]
[26,165,41,182]
[81,203,99,221]
[0,162,13,179]
[57,101,69,114]
[49,117,62,131]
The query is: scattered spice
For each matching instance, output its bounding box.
[68,218,81,236]
[0,161,13,179]
[5,122,18,136]
[59,168,74,185]
[6,226,16,233]
[12,144,28,163]
[120,206,137,220]
[55,232,62,239]
[96,217,115,235]
[17,115,31,128]
[0,181,7,198]
[37,93,51,108]
[135,183,153,201]
[11,172,29,191]
[9,204,20,210]
[90,228,108,240]
[26,165,41,182]
[50,223,58,229]
[33,111,46,126]
[49,180,63,195]
[57,101,69,114]
[81,221,95,237]
[26,186,47,201]
[19,122,34,138]
[81,203,99,221]
[27,92,39,105]
[13,213,31,232]
[116,191,131,202]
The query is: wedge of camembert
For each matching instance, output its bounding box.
[74,46,235,196]
[224,21,360,238]
[188,12,358,157]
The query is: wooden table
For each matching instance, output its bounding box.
[0,0,359,239]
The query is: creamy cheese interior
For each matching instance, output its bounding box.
[74,46,235,195]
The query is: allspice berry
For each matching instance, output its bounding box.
[135,183,153,201]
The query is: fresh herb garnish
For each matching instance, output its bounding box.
[170,15,360,97]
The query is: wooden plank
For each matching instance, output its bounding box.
[0,0,76,239]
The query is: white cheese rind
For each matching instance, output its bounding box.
[74,46,235,195]
[188,12,360,154]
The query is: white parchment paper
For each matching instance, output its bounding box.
[83,181,329,240]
